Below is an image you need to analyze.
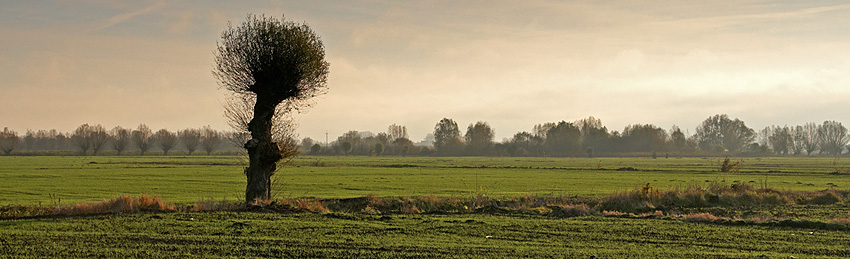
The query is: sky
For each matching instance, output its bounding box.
[2,0,850,142]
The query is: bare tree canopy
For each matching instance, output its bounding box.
[695,114,755,153]
[89,124,109,156]
[214,14,328,108]
[154,129,178,156]
[799,122,820,155]
[72,124,92,155]
[215,14,328,203]
[110,126,131,155]
[387,124,408,143]
[179,128,202,155]
[201,126,222,155]
[132,124,153,156]
[0,127,19,155]
[817,121,848,155]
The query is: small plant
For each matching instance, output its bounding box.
[720,157,741,172]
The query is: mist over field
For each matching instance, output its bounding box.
[2,1,850,142]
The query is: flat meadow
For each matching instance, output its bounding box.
[2,155,850,258]
[2,155,850,205]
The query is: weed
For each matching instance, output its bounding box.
[720,157,741,172]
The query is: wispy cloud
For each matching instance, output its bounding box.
[652,3,850,29]
[93,1,167,31]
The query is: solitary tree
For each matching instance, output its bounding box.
[214,14,328,203]
[0,127,19,155]
[154,129,178,156]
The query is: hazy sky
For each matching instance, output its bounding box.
[2,1,850,142]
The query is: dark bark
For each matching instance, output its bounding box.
[244,96,283,203]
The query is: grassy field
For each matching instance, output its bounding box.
[1,156,850,205]
[2,155,850,257]
[2,212,850,258]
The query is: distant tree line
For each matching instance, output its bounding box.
[0,124,240,156]
[302,114,850,157]
[2,114,848,157]
[303,124,426,156]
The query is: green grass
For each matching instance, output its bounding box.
[2,156,850,205]
[1,212,849,258]
[4,155,850,258]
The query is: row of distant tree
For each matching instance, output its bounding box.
[0,124,233,156]
[1,114,848,157]
[306,114,849,157]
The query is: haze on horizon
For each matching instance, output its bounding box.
[2,1,849,142]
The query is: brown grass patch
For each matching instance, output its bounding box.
[54,195,175,216]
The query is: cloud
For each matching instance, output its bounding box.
[648,3,850,30]
[93,1,167,31]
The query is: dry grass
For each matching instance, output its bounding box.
[54,195,175,216]
[4,184,850,233]
[681,212,724,222]
[828,218,850,225]
[598,183,850,213]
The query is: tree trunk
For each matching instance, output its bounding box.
[244,96,282,204]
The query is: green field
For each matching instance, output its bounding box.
[2,212,849,258]
[3,156,850,258]
[1,156,849,205]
